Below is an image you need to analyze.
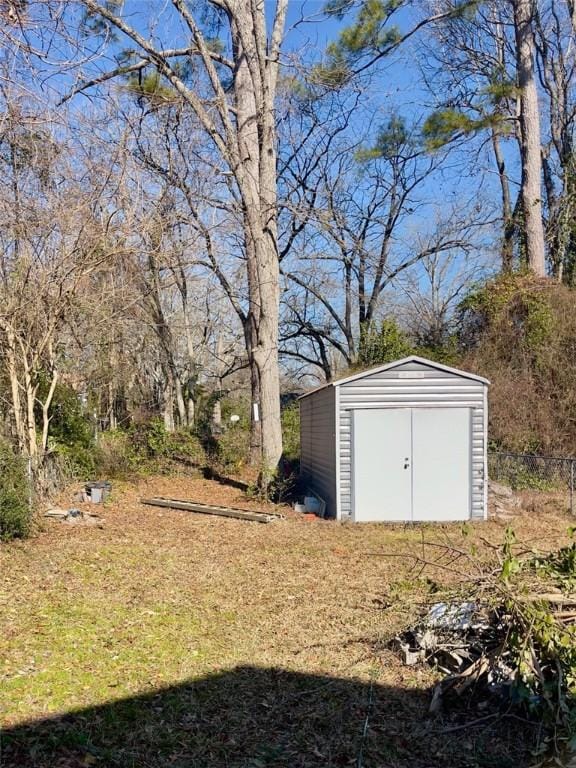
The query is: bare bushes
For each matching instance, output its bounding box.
[460,274,576,454]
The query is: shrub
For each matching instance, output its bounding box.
[192,394,251,473]
[489,460,557,492]
[56,444,99,478]
[95,423,206,479]
[129,419,175,458]
[281,402,300,463]
[459,272,555,359]
[0,440,31,541]
[33,380,99,479]
[38,381,94,450]
[460,274,576,455]
[214,424,251,473]
[141,421,205,466]
[94,430,135,479]
[414,337,461,367]
[356,318,413,368]
[166,429,205,465]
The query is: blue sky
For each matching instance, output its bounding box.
[57,0,517,201]
[46,0,510,281]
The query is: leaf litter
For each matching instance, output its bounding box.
[0,475,574,767]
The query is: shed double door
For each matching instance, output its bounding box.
[352,408,471,522]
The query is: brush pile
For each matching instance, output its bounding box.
[393,601,518,715]
[390,529,576,764]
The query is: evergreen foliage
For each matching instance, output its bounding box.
[0,439,31,541]
[357,318,413,368]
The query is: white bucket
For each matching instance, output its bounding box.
[90,487,103,503]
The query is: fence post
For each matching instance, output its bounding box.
[570,459,574,516]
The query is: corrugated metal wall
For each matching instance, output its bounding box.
[338,362,487,520]
[299,385,337,517]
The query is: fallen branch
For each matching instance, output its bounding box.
[520,593,576,605]
[440,713,499,733]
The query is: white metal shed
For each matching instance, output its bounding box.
[299,355,489,522]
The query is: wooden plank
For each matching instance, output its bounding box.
[140,497,283,524]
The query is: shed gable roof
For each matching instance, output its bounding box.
[298,355,489,399]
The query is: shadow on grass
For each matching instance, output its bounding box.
[201,466,250,492]
[1,666,537,768]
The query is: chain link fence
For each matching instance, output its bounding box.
[488,452,575,515]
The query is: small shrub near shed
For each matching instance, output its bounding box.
[281,402,300,463]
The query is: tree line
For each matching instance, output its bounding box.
[0,0,574,487]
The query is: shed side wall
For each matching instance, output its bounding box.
[299,385,337,518]
[338,362,486,520]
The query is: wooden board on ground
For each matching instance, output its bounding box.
[140,496,283,524]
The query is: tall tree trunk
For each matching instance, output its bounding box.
[544,151,576,283]
[212,384,222,428]
[244,320,262,465]
[108,340,118,430]
[22,359,38,463]
[514,0,547,277]
[187,397,195,426]
[492,10,516,273]
[5,327,25,452]
[41,366,58,455]
[232,5,284,481]
[177,260,196,426]
[175,377,187,427]
[491,130,515,272]
[162,376,175,432]
[212,334,223,428]
[344,259,355,361]
[80,0,288,483]
[108,380,118,430]
[146,246,183,431]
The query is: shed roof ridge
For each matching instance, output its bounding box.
[298,355,489,398]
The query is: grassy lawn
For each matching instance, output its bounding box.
[0,475,572,767]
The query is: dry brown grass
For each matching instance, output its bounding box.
[0,475,573,767]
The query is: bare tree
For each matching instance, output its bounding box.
[395,248,496,349]
[514,0,547,276]
[0,93,121,473]
[108,93,261,450]
[280,117,487,378]
[65,0,288,482]
[424,0,547,277]
[534,0,576,283]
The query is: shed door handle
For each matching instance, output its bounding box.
[404,458,410,469]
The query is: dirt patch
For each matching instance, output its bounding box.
[1,476,572,767]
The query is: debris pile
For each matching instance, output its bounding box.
[293,493,327,518]
[44,508,104,526]
[393,601,516,714]
[488,480,521,519]
[388,535,576,762]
